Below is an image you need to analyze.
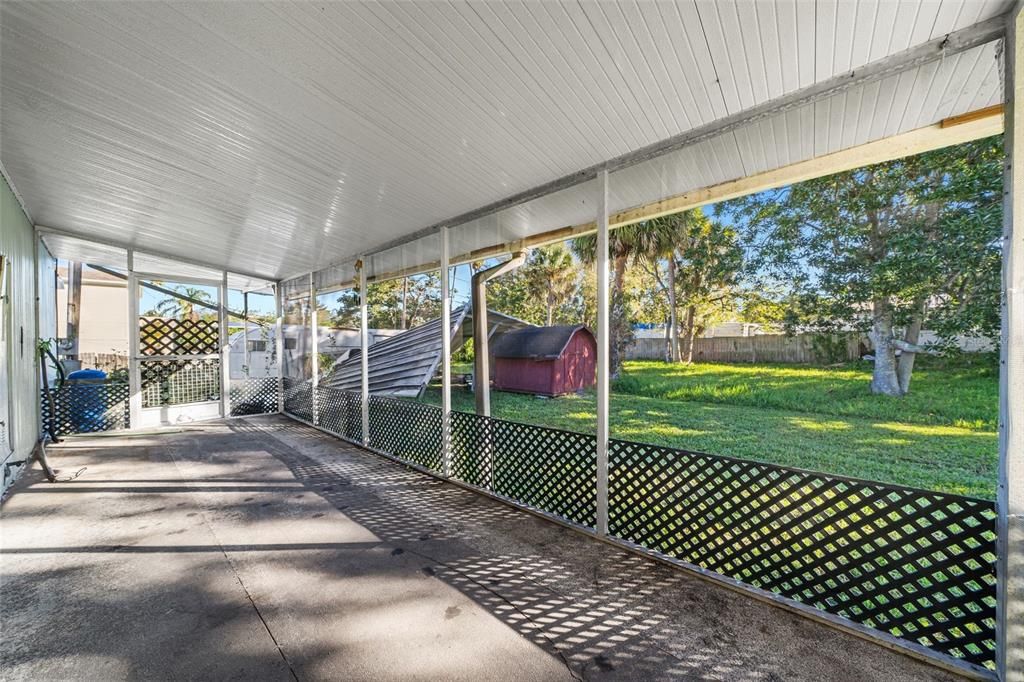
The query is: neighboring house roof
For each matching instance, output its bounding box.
[492,325,591,360]
[323,306,534,398]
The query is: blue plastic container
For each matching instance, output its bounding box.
[65,369,108,432]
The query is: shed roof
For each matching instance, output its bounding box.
[492,325,592,360]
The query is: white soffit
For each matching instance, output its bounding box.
[0,1,1012,281]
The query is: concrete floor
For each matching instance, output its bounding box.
[1,415,960,681]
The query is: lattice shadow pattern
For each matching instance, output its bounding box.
[317,386,363,443]
[368,396,442,472]
[42,383,130,436]
[139,317,219,355]
[451,412,596,528]
[607,439,997,668]
[229,378,279,416]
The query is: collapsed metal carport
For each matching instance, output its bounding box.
[0,1,1021,678]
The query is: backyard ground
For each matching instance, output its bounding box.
[426,358,998,498]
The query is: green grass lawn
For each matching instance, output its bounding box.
[422,358,998,498]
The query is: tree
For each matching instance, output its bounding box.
[155,286,213,321]
[670,211,743,363]
[571,224,667,375]
[332,273,442,329]
[519,245,577,326]
[722,135,1003,395]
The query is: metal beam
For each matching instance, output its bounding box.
[127,250,142,427]
[219,271,230,418]
[309,272,319,427]
[359,14,1009,260]
[275,282,284,414]
[998,5,1024,681]
[358,259,370,447]
[440,227,452,478]
[595,170,609,537]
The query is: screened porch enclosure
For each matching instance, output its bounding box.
[3,1,1022,679]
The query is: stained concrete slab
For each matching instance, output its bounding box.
[1,415,960,681]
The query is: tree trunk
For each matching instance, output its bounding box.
[869,298,902,396]
[896,300,926,395]
[681,305,697,364]
[667,256,680,362]
[610,253,629,376]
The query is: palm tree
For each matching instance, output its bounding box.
[156,286,213,321]
[572,218,690,372]
[522,245,576,326]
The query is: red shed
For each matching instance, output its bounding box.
[491,325,596,397]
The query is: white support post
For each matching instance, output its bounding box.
[359,258,370,447]
[275,282,284,414]
[440,227,452,477]
[127,250,141,428]
[219,271,229,418]
[242,291,249,376]
[999,6,1024,681]
[595,169,610,536]
[309,273,319,426]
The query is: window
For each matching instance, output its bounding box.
[284,338,297,350]
[247,339,267,352]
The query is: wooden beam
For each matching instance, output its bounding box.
[326,107,1004,290]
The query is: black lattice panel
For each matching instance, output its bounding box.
[608,439,997,668]
[229,378,279,416]
[483,414,597,528]
[316,386,363,443]
[368,396,442,472]
[140,359,220,407]
[449,410,490,488]
[139,317,219,355]
[41,383,130,436]
[283,378,314,423]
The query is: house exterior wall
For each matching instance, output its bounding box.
[56,276,129,356]
[1,173,42,495]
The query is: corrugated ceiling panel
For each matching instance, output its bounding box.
[0,1,1013,283]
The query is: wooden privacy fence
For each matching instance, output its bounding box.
[625,333,865,364]
[76,352,129,374]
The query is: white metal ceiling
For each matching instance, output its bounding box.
[0,1,1011,281]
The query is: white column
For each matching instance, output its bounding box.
[440,227,452,477]
[219,271,230,418]
[999,6,1024,680]
[595,169,610,536]
[309,272,319,426]
[127,250,142,428]
[359,258,370,446]
[275,282,284,414]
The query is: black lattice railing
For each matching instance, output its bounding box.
[140,358,220,407]
[449,412,597,528]
[449,410,489,488]
[317,386,363,443]
[297,395,998,669]
[42,383,130,436]
[139,317,219,355]
[368,395,442,472]
[229,378,279,416]
[283,378,314,423]
[608,439,997,668]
